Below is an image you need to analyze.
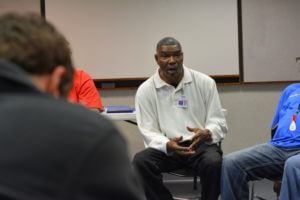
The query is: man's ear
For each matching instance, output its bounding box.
[154,54,159,64]
[46,66,66,97]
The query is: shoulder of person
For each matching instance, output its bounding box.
[280,83,300,98]
[136,76,155,97]
[41,96,115,134]
[188,68,215,86]
[74,70,93,80]
[284,83,300,92]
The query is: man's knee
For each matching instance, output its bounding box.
[223,152,242,170]
[204,154,222,169]
[285,155,300,171]
[132,151,147,169]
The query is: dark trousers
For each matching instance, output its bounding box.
[132,143,222,200]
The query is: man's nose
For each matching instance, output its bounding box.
[168,56,176,64]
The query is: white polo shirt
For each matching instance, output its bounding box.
[135,66,228,154]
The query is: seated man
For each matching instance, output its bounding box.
[133,37,228,200]
[0,13,143,200]
[221,83,300,200]
[279,154,300,200]
[68,69,104,112]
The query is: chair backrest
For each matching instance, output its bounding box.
[271,125,278,139]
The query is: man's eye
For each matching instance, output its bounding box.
[174,53,182,57]
[160,53,182,59]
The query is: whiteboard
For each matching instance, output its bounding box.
[0,0,40,15]
[242,0,300,82]
[46,0,239,79]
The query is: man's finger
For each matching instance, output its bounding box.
[191,132,204,141]
[191,134,198,141]
[176,150,196,156]
[175,146,191,152]
[173,136,183,142]
[189,141,197,150]
[186,126,196,132]
[189,137,201,150]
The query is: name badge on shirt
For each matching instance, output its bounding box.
[290,115,297,131]
[290,104,300,132]
[178,95,188,108]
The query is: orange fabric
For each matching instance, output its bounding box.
[67,70,104,110]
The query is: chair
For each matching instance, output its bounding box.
[270,126,282,198]
[250,178,281,200]
[168,168,199,190]
[165,167,201,200]
[273,181,281,197]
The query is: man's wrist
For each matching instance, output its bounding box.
[166,141,172,154]
[205,129,212,139]
[205,129,213,143]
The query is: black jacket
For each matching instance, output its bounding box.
[0,60,143,200]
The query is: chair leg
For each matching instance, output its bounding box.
[193,176,197,190]
[273,182,281,198]
[249,182,255,200]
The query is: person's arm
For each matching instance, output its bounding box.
[77,72,104,111]
[271,93,284,136]
[203,79,228,144]
[70,125,145,200]
[271,87,290,129]
[270,85,294,137]
[135,89,170,154]
[135,83,193,155]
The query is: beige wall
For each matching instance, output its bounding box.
[100,83,289,159]
[217,84,287,154]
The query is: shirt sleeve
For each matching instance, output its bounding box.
[135,87,170,154]
[204,80,228,144]
[271,86,291,129]
[77,72,104,111]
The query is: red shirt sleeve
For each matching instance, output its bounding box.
[67,70,104,111]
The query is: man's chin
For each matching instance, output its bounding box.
[168,70,181,77]
[166,73,181,82]
[167,70,178,76]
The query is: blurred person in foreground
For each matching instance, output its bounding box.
[0,13,143,200]
[279,154,300,200]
